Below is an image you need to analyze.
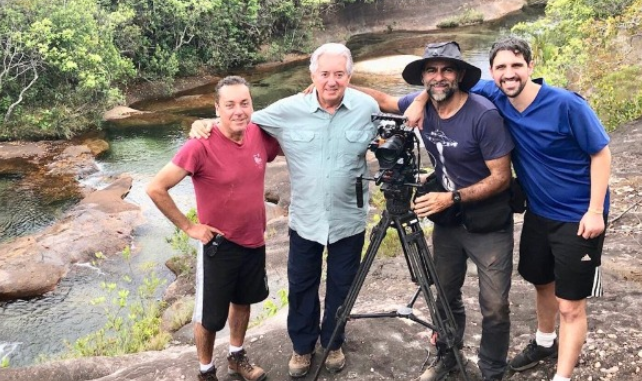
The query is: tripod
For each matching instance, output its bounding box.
[311,201,470,381]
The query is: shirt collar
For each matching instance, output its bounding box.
[307,88,353,113]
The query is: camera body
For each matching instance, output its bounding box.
[368,113,421,212]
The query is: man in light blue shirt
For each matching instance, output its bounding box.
[191,43,379,377]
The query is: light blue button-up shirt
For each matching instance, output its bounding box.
[252,88,379,245]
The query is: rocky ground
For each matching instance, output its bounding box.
[2,117,641,380]
[2,0,642,379]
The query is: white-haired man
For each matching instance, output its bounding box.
[191,43,379,377]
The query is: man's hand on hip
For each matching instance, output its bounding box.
[186,223,223,244]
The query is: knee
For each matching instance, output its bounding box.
[480,298,510,325]
[557,299,586,323]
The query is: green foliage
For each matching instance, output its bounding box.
[250,288,289,328]
[98,0,321,80]
[437,8,484,29]
[362,188,433,259]
[512,0,642,131]
[166,208,199,276]
[167,298,196,332]
[167,208,199,257]
[590,65,642,129]
[1,0,322,141]
[1,356,9,368]
[68,248,170,357]
[0,0,134,139]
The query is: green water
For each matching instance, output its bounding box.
[0,8,543,367]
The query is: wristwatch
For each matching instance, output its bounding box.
[451,190,461,204]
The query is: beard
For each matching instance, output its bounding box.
[427,79,459,102]
[499,77,527,98]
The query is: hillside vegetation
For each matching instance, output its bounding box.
[1,0,640,140]
[513,0,642,130]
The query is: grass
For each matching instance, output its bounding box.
[437,9,484,28]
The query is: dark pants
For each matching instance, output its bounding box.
[287,229,364,354]
[433,223,513,380]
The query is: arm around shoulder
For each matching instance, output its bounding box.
[350,84,400,113]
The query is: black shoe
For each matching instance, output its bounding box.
[415,349,460,381]
[197,367,218,381]
[509,339,558,371]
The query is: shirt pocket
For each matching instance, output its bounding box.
[284,130,319,170]
[340,130,372,168]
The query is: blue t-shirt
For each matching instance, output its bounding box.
[398,91,513,190]
[471,79,611,222]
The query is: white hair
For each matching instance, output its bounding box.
[309,43,354,76]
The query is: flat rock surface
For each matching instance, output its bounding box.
[2,116,641,380]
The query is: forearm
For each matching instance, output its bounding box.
[403,90,428,128]
[350,84,400,113]
[147,188,194,232]
[413,89,428,105]
[459,172,510,203]
[588,146,611,212]
[459,155,512,203]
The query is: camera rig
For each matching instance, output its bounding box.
[313,113,470,381]
[357,112,423,214]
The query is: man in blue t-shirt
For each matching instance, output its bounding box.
[354,41,514,381]
[406,37,611,381]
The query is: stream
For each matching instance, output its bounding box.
[0,8,543,368]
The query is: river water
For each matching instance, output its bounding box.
[0,9,542,368]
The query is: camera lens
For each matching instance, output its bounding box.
[376,135,405,168]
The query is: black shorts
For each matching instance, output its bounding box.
[518,211,606,301]
[193,238,269,332]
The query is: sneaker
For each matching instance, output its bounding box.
[415,349,460,381]
[227,349,266,381]
[509,339,558,371]
[288,351,313,378]
[325,347,346,373]
[197,367,218,381]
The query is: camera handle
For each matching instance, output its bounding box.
[311,209,470,381]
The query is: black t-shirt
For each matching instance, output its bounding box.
[398,91,514,190]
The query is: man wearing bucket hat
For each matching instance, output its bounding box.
[405,36,611,381]
[352,41,514,381]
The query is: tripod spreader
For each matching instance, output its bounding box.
[311,208,470,381]
[348,287,437,330]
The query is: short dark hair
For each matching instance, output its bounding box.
[489,36,533,66]
[215,76,250,103]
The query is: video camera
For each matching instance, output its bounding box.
[362,112,423,214]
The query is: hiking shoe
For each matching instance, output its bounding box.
[415,349,460,381]
[509,339,558,371]
[197,367,218,381]
[227,349,266,381]
[325,347,346,373]
[288,351,313,378]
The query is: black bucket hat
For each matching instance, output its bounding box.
[402,41,482,91]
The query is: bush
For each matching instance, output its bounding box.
[67,248,170,357]
[0,0,323,141]
[437,8,484,29]
[512,0,642,131]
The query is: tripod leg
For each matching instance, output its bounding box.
[391,212,471,381]
[310,210,392,381]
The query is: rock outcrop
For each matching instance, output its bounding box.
[0,176,142,300]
